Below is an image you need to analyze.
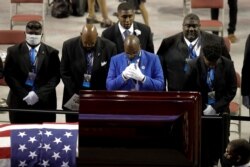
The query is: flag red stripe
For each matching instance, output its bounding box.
[0,147,10,159]
[0,124,11,128]
[0,130,11,137]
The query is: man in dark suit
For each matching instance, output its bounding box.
[241,34,250,109]
[185,44,237,167]
[157,13,231,91]
[61,24,117,122]
[101,2,154,54]
[4,21,60,123]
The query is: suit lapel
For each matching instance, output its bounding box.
[77,38,87,76]
[133,23,140,39]
[139,50,146,71]
[36,43,46,73]
[214,58,223,90]
[92,38,102,73]
[198,57,208,88]
[177,35,189,59]
[20,42,31,74]
[122,53,129,71]
[115,24,124,52]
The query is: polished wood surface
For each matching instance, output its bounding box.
[79,91,202,167]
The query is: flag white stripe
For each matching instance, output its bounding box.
[42,123,78,130]
[0,137,10,147]
[0,159,10,167]
[0,124,42,132]
[0,124,78,132]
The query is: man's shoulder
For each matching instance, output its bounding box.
[220,55,234,64]
[63,36,80,45]
[102,24,117,34]
[160,32,183,46]
[111,52,125,60]
[134,21,150,31]
[141,50,157,58]
[99,37,116,47]
[200,31,222,41]
[166,32,182,40]
[8,41,25,50]
[40,42,59,53]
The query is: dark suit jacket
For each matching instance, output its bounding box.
[241,34,250,96]
[157,31,231,91]
[60,36,117,110]
[4,42,60,123]
[185,56,237,114]
[101,21,154,54]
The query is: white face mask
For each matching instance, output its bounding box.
[26,34,42,46]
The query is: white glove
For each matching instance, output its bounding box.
[242,96,250,109]
[23,91,39,105]
[129,63,145,82]
[203,105,216,115]
[122,63,134,80]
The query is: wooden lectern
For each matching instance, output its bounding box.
[78,91,202,167]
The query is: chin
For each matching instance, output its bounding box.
[124,25,131,29]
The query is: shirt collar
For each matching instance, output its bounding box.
[26,43,41,53]
[184,37,199,47]
[118,22,134,35]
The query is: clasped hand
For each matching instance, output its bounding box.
[122,63,145,82]
[23,91,39,105]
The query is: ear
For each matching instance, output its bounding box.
[236,155,242,162]
[41,33,44,42]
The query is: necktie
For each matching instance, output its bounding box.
[188,44,197,59]
[123,30,130,40]
[86,52,93,74]
[207,68,215,105]
[30,48,36,65]
[207,68,215,90]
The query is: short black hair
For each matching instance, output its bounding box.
[203,44,221,62]
[183,13,200,24]
[117,2,134,12]
[229,139,250,164]
[26,21,42,30]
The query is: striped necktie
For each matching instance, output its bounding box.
[30,48,36,65]
[188,44,197,59]
[86,52,93,74]
[123,30,130,40]
[207,68,215,90]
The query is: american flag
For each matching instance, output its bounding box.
[0,123,78,167]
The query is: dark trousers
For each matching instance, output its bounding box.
[65,112,78,122]
[201,114,230,167]
[211,0,238,34]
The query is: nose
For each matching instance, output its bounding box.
[189,26,195,31]
[125,17,130,22]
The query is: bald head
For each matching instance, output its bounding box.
[124,35,141,59]
[81,24,98,51]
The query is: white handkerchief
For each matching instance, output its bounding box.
[0,51,7,63]
[101,61,107,66]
